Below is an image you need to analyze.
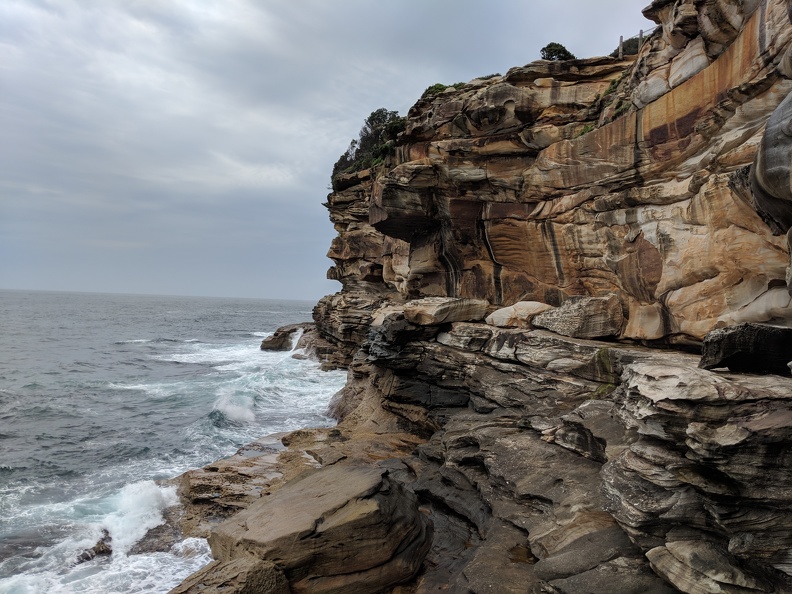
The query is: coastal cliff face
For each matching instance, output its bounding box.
[172,1,792,593]
[322,0,792,349]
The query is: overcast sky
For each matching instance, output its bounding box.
[0,0,652,300]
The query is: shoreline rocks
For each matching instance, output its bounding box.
[170,1,792,591]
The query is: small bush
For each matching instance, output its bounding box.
[421,81,466,99]
[575,123,595,138]
[422,83,449,99]
[540,42,576,61]
[610,36,643,58]
[332,108,406,183]
[613,100,631,118]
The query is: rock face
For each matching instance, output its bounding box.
[605,362,792,592]
[532,294,624,339]
[323,0,792,345]
[172,2,792,593]
[699,322,792,374]
[207,464,432,594]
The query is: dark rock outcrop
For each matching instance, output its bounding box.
[700,322,792,374]
[259,323,310,350]
[171,1,792,592]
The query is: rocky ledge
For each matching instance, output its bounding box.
[169,1,792,592]
[169,298,792,593]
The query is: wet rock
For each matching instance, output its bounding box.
[76,529,112,564]
[208,464,432,594]
[699,322,792,375]
[130,505,182,554]
[169,558,289,594]
[259,323,310,350]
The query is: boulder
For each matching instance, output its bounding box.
[260,323,311,351]
[403,297,489,326]
[699,322,792,375]
[485,301,554,328]
[208,464,432,594]
[533,294,624,339]
[170,558,289,594]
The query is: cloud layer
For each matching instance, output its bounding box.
[0,0,652,299]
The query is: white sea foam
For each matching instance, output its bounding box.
[155,342,270,367]
[1,297,348,593]
[102,481,178,555]
[0,537,212,594]
[212,392,255,423]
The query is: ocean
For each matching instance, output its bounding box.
[0,290,347,593]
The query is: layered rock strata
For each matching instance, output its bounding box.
[171,1,792,592]
[323,0,792,346]
[173,302,792,592]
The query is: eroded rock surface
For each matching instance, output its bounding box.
[172,1,792,592]
[323,0,792,345]
[700,322,792,374]
[208,464,432,594]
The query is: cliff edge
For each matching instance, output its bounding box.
[173,1,792,592]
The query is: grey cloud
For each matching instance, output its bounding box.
[0,0,651,299]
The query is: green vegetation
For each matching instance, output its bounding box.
[613,99,631,118]
[575,123,595,138]
[610,35,643,58]
[332,108,406,181]
[421,81,466,99]
[540,42,576,61]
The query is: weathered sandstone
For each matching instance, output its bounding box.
[171,1,792,592]
[532,293,624,339]
[208,464,432,594]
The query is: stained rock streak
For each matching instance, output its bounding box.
[170,1,792,592]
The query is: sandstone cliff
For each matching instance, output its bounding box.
[173,1,792,592]
[322,0,792,349]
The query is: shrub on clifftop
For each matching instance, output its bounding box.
[540,42,576,61]
[332,108,405,182]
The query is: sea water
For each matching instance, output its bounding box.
[0,290,347,593]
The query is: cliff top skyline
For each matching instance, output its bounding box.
[0,0,651,300]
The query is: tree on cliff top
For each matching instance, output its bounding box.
[541,42,576,61]
[332,108,405,181]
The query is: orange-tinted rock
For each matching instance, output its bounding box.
[319,0,792,346]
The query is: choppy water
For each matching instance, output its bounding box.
[0,290,347,593]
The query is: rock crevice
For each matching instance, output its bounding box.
[172,2,792,592]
